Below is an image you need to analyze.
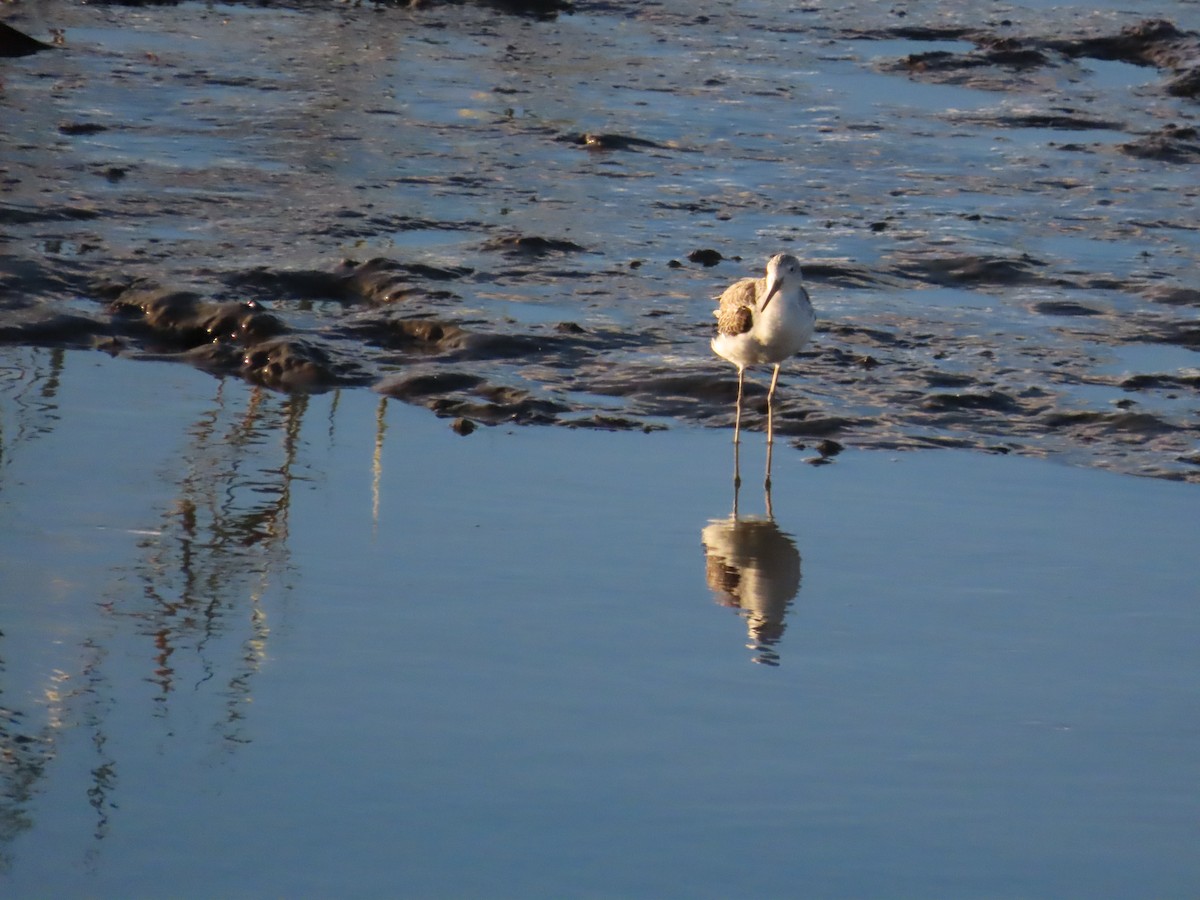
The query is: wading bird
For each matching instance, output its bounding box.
[711,253,815,446]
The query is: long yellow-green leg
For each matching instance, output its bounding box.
[766,363,782,445]
[733,366,745,445]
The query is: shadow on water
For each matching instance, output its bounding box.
[701,442,802,666]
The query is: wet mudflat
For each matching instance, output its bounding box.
[0,345,1197,898]
[2,0,1199,895]
[1,0,1198,480]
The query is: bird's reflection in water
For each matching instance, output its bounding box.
[701,444,802,666]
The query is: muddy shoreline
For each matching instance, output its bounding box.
[2,0,1197,480]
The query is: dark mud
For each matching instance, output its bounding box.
[1,0,1197,480]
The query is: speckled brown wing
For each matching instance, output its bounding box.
[713,278,759,337]
[716,304,753,336]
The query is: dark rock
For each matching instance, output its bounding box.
[451,417,476,435]
[688,249,724,267]
[0,21,54,57]
[58,122,109,136]
[555,132,670,152]
[815,439,844,457]
[1031,300,1106,316]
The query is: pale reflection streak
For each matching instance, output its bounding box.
[373,395,388,527]
[701,445,802,666]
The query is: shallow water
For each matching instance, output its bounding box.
[0,346,1197,897]
[1,0,1198,481]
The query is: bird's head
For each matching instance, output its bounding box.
[760,253,804,311]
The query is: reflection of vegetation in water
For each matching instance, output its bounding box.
[0,348,71,870]
[124,382,311,734]
[0,347,65,483]
[82,381,318,856]
[0,350,328,867]
[1,658,110,872]
[0,348,81,868]
[0,669,53,872]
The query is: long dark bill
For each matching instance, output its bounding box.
[759,279,782,312]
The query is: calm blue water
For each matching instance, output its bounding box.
[1,346,1196,897]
